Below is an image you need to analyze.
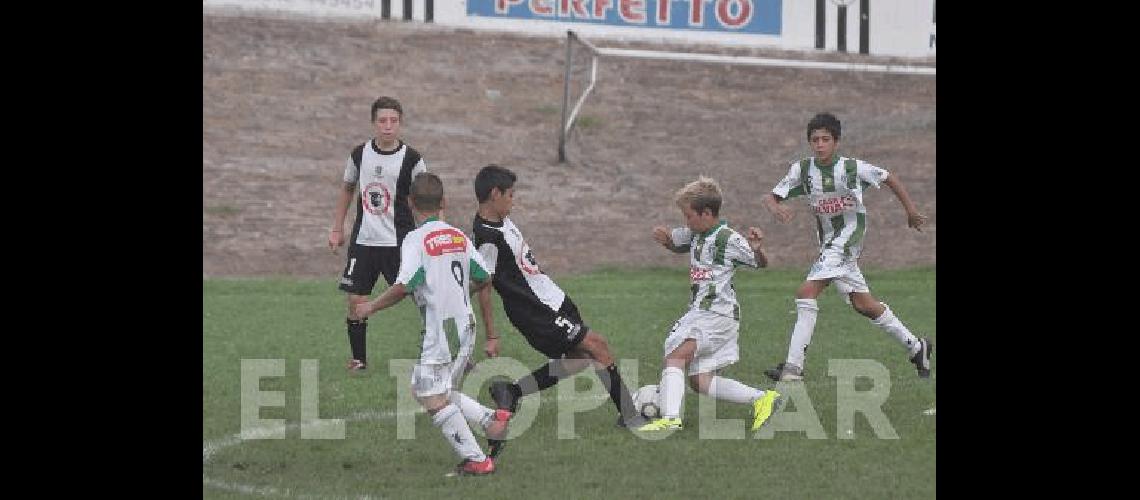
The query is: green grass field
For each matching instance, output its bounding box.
[204,267,935,499]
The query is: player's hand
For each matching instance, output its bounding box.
[652,226,672,248]
[484,337,500,358]
[769,203,795,224]
[746,226,765,246]
[907,212,928,232]
[329,228,346,253]
[352,302,372,319]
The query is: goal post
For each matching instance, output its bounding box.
[557,30,936,163]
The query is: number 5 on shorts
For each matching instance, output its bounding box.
[554,316,574,335]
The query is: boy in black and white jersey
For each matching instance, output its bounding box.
[471,165,645,457]
[329,96,427,372]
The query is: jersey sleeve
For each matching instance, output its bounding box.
[725,232,758,268]
[856,160,890,188]
[477,243,498,275]
[772,162,805,199]
[468,238,490,283]
[342,155,359,184]
[412,157,427,177]
[395,235,425,291]
[670,227,692,253]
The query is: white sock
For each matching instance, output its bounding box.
[786,298,819,368]
[708,376,764,405]
[431,404,485,462]
[659,367,686,419]
[872,304,921,355]
[449,391,494,430]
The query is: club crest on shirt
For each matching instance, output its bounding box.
[517,242,542,275]
[374,164,383,177]
[363,182,392,215]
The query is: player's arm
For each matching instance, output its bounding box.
[653,226,681,253]
[330,153,359,252]
[356,239,420,318]
[762,192,797,224]
[764,163,805,224]
[474,241,501,357]
[329,183,354,251]
[882,173,928,232]
[354,283,407,318]
[745,227,769,268]
[653,226,691,253]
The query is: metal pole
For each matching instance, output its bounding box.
[558,31,575,163]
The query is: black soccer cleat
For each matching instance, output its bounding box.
[910,338,933,378]
[764,362,804,382]
[488,381,521,414]
[487,439,506,459]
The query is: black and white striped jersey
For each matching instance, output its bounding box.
[343,140,426,246]
[472,214,567,324]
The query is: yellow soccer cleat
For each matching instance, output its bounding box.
[637,417,683,432]
[751,390,784,431]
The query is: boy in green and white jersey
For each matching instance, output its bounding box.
[355,172,509,476]
[638,176,782,433]
[761,113,933,381]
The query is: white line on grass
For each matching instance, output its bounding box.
[204,396,646,496]
[203,409,410,499]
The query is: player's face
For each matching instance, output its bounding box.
[373,108,401,146]
[681,205,714,233]
[493,186,514,217]
[809,129,838,163]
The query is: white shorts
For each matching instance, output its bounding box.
[662,310,740,375]
[411,339,474,398]
[806,247,870,302]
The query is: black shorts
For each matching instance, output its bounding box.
[511,297,589,359]
[337,243,400,295]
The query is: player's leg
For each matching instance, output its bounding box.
[488,298,590,413]
[687,314,783,430]
[766,278,828,381]
[449,339,514,458]
[570,330,642,426]
[413,363,494,475]
[638,314,697,431]
[338,245,385,371]
[840,267,932,378]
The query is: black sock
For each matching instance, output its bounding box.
[596,364,637,421]
[515,362,561,396]
[346,318,367,363]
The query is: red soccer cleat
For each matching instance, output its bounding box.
[456,457,495,475]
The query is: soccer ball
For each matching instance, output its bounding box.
[633,384,661,419]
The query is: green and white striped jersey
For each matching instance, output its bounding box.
[396,217,489,364]
[772,155,890,258]
[669,222,759,320]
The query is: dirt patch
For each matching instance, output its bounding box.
[203,12,935,278]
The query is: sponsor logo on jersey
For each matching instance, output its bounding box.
[812,195,856,215]
[690,266,711,282]
[424,228,467,256]
[363,182,392,215]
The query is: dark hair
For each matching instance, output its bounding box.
[806,113,841,141]
[371,96,404,122]
[474,164,516,203]
[410,172,444,211]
